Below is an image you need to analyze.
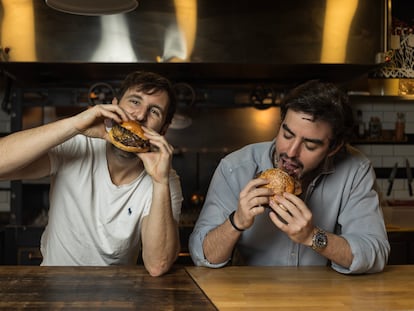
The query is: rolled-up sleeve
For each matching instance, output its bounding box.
[189,225,230,268]
[189,158,247,267]
[329,160,390,274]
[334,232,390,274]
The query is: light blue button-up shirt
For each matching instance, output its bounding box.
[189,141,390,274]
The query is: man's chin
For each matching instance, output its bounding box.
[110,144,138,159]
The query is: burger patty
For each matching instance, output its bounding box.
[112,124,150,149]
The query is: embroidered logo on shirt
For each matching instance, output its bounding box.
[128,207,132,215]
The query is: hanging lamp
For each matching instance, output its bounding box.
[45,0,138,16]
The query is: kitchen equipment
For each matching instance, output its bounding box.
[170,83,194,130]
[88,82,115,105]
[2,1,384,68]
[387,162,398,196]
[406,158,413,196]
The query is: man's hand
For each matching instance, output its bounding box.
[232,177,274,230]
[137,126,173,185]
[268,193,314,246]
[72,98,131,140]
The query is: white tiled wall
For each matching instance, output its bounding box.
[352,99,414,201]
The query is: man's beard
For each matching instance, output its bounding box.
[274,152,303,180]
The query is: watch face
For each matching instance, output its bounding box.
[312,230,328,250]
[315,233,327,248]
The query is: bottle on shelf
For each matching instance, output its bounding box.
[369,116,382,139]
[355,110,366,138]
[395,112,405,141]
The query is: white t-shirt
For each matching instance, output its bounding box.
[40,135,182,266]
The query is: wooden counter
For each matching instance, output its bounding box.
[2,265,414,310]
[186,265,414,310]
[0,265,216,310]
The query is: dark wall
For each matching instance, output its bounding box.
[167,106,281,223]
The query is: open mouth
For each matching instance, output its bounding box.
[281,159,301,178]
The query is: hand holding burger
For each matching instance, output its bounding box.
[258,168,301,216]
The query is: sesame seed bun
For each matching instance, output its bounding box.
[258,168,302,197]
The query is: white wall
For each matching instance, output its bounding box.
[353,100,414,201]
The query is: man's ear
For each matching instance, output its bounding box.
[160,122,170,135]
[328,141,344,157]
[111,97,119,105]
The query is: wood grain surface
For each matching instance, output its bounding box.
[186,265,414,310]
[0,265,216,310]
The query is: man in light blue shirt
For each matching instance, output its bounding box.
[189,80,390,274]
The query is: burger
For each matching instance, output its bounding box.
[258,168,302,198]
[108,121,151,153]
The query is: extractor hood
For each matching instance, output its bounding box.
[0,0,387,85]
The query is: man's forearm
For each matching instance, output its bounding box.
[314,233,353,268]
[0,117,78,178]
[141,182,180,276]
[203,219,241,264]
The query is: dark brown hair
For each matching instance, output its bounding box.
[118,71,177,126]
[280,80,354,149]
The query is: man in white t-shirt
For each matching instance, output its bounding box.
[0,71,183,276]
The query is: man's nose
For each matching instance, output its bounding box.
[286,140,301,157]
[132,108,147,122]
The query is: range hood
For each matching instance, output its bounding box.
[0,0,387,85]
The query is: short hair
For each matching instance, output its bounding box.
[280,80,354,149]
[118,71,177,126]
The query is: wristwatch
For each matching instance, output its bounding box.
[311,227,328,251]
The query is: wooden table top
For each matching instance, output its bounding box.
[186,265,414,310]
[0,265,216,310]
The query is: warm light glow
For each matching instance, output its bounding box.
[1,0,36,61]
[159,0,197,62]
[321,0,358,63]
[90,15,138,62]
[251,108,281,134]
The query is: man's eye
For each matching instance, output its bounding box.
[304,142,318,151]
[283,133,293,139]
[150,108,161,117]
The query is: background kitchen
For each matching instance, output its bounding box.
[1,0,414,265]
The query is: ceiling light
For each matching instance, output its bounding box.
[45,0,138,16]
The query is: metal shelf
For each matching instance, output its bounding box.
[352,134,414,145]
[349,95,414,103]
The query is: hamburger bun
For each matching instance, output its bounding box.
[108,121,151,153]
[258,168,302,198]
